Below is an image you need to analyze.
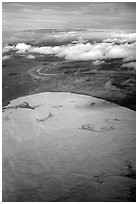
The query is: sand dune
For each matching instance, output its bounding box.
[2,92,136,201]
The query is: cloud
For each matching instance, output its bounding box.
[2,55,11,60]
[3,3,135,32]
[2,31,136,63]
[113,32,136,43]
[105,43,136,61]
[3,45,15,52]
[29,46,55,54]
[26,41,135,62]
[55,42,111,61]
[93,60,105,65]
[3,43,31,53]
[4,41,136,62]
[103,33,136,44]
[16,43,31,53]
[122,62,136,70]
[26,54,35,59]
[3,30,136,46]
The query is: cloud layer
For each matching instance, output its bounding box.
[2,31,136,69]
[3,2,136,32]
[2,55,11,60]
[122,62,136,70]
[4,41,135,61]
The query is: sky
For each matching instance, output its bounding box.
[2,2,136,32]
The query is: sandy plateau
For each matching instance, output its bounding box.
[2,92,136,201]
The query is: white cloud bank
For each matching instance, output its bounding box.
[113,33,136,43]
[122,62,136,70]
[2,32,136,69]
[28,42,136,63]
[16,43,31,53]
[103,33,136,44]
[3,45,15,53]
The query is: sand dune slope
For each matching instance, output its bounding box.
[2,92,136,202]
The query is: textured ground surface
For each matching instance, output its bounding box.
[3,59,136,110]
[2,92,136,202]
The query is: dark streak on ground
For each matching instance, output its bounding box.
[2,102,40,112]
